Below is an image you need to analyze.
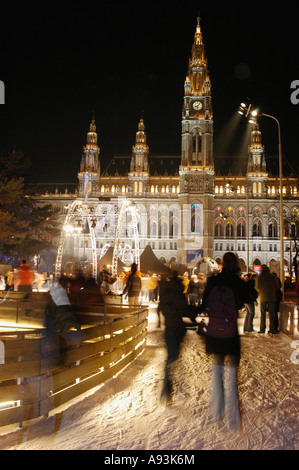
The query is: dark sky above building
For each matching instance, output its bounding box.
[0,1,298,183]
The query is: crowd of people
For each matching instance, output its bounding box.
[156,253,287,433]
[0,259,287,335]
[3,261,48,293]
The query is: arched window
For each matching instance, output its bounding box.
[192,130,202,165]
[151,221,157,237]
[268,221,277,238]
[191,203,201,233]
[284,223,289,237]
[159,208,168,238]
[237,220,246,238]
[225,220,234,238]
[214,220,223,237]
[291,223,297,238]
[253,219,262,237]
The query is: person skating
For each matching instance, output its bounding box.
[122,263,141,306]
[158,271,188,405]
[256,265,279,335]
[202,252,248,432]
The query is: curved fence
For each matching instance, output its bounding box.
[0,292,148,428]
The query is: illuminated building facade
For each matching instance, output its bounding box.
[36,17,298,275]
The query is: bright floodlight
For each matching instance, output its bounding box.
[240,102,246,108]
[251,110,258,116]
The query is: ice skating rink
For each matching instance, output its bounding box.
[0,304,298,451]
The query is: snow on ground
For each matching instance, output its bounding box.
[0,304,298,451]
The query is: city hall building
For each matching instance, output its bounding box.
[35,17,298,277]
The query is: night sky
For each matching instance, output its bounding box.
[0,1,298,183]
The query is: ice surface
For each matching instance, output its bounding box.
[0,305,298,450]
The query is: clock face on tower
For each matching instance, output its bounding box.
[193,101,202,110]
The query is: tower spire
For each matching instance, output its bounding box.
[128,116,150,194]
[78,117,100,198]
[181,16,213,168]
[247,121,267,174]
[130,116,149,173]
[195,12,203,45]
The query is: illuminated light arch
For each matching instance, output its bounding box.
[54,199,98,280]
[112,200,140,277]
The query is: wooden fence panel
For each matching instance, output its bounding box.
[0,304,149,428]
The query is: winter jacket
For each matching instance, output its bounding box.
[256,269,277,302]
[244,278,258,304]
[202,269,248,359]
[123,273,141,297]
[187,280,200,296]
[202,269,248,312]
[15,263,34,287]
[158,276,187,335]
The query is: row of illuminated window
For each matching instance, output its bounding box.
[100,184,180,194]
[150,185,180,194]
[215,242,279,252]
[79,240,178,251]
[215,184,298,195]
[215,219,297,238]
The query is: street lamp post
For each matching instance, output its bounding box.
[261,113,284,299]
[239,103,284,299]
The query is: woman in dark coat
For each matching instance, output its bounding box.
[202,252,248,431]
[243,273,258,333]
[158,271,188,404]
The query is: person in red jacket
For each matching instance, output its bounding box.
[14,260,35,292]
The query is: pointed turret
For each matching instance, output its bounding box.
[78,118,100,199]
[246,121,268,197]
[184,15,211,99]
[130,117,149,173]
[247,121,267,174]
[128,116,150,194]
[80,118,100,174]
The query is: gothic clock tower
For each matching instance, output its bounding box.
[178,16,215,265]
